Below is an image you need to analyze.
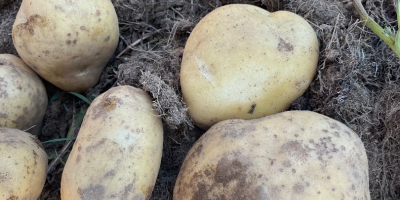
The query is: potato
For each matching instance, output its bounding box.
[180,4,319,129]
[174,111,370,200]
[12,0,119,93]
[61,86,163,199]
[0,128,48,199]
[0,54,48,135]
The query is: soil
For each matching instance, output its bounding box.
[1,0,399,199]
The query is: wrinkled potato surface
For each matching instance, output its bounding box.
[61,86,163,200]
[0,54,47,135]
[12,0,119,93]
[0,128,48,200]
[174,111,370,200]
[180,4,319,129]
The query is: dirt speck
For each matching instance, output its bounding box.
[248,103,256,114]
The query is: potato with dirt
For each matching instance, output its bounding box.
[174,111,370,200]
[180,4,319,129]
[0,127,48,200]
[0,54,47,135]
[12,0,119,93]
[61,86,163,199]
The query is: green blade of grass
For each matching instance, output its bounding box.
[68,92,92,104]
[42,138,73,144]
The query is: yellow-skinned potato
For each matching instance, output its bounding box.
[61,86,163,199]
[180,4,319,129]
[0,128,48,200]
[12,0,119,93]
[174,111,370,200]
[0,54,47,135]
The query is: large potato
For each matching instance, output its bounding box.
[12,0,119,93]
[180,4,319,129]
[0,128,48,199]
[61,86,163,199]
[174,111,370,200]
[0,54,47,135]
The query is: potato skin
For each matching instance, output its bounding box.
[0,54,48,135]
[61,86,163,200]
[180,4,319,129]
[0,128,48,200]
[174,111,370,200]
[12,0,119,93]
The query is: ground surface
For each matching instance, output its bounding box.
[1,0,399,199]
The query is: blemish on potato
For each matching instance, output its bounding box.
[76,155,81,163]
[6,196,19,200]
[78,185,105,200]
[104,36,110,42]
[280,141,309,162]
[277,38,294,53]
[0,171,10,183]
[104,170,115,177]
[214,158,247,186]
[14,14,50,37]
[282,160,291,168]
[293,182,305,193]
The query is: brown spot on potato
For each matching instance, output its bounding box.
[76,155,81,163]
[104,170,115,177]
[214,158,247,186]
[293,183,305,194]
[103,98,117,111]
[328,121,341,130]
[0,171,10,183]
[277,38,293,53]
[280,141,309,162]
[78,185,105,200]
[14,14,50,36]
[6,196,19,200]
[80,26,87,31]
[104,35,110,42]
[282,160,291,168]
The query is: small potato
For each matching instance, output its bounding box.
[174,111,370,200]
[180,4,319,129]
[0,54,48,135]
[61,86,163,199]
[12,0,119,93]
[0,127,48,200]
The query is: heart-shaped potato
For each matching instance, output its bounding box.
[12,0,119,93]
[180,4,319,129]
